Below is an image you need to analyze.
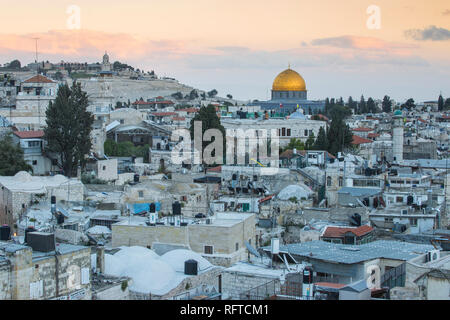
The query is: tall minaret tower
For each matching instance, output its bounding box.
[392,110,404,163]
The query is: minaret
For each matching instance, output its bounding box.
[392,110,404,162]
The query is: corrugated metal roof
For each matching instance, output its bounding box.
[337,187,382,197]
[263,240,434,265]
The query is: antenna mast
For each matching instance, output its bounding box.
[32,37,41,128]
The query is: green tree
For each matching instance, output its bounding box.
[9,59,21,69]
[189,89,199,100]
[327,116,353,155]
[438,94,444,111]
[189,105,226,165]
[402,98,415,110]
[382,95,392,113]
[0,135,32,175]
[367,97,376,113]
[44,82,94,177]
[305,133,315,150]
[313,127,328,151]
[207,89,218,98]
[347,96,357,114]
[445,98,450,110]
[171,92,183,100]
[283,138,305,152]
[226,94,233,99]
[359,95,367,114]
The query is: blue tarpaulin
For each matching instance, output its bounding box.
[133,203,150,214]
[155,202,161,211]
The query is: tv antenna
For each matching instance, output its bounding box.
[32,37,42,128]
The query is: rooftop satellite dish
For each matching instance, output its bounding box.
[245,241,260,258]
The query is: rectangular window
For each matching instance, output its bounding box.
[236,243,239,251]
[204,245,213,254]
[282,128,286,136]
[32,160,37,165]
[138,191,144,198]
[409,218,418,226]
[287,128,291,136]
[28,141,40,148]
[396,196,403,203]
[304,129,308,136]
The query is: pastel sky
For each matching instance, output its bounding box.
[0,0,449,102]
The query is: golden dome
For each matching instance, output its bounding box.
[272,68,306,91]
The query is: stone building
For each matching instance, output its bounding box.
[13,74,58,130]
[111,212,256,267]
[0,172,84,231]
[0,240,91,300]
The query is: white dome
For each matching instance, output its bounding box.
[160,249,212,273]
[14,171,32,182]
[277,184,313,200]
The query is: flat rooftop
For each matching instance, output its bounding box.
[263,240,435,265]
[114,212,254,228]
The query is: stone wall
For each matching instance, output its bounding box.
[31,246,92,300]
[222,271,281,300]
[55,228,89,245]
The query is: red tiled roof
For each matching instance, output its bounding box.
[368,133,380,138]
[206,166,222,173]
[352,135,373,145]
[322,225,373,238]
[314,282,346,289]
[172,116,186,121]
[176,108,199,113]
[316,114,329,121]
[259,195,274,203]
[151,112,177,117]
[13,130,45,139]
[132,100,152,105]
[23,74,55,84]
[418,118,427,123]
[352,127,373,132]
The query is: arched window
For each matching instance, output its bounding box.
[327,176,332,186]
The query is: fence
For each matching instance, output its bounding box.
[381,263,406,289]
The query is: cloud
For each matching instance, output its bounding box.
[404,25,450,41]
[310,35,416,50]
[0,29,188,63]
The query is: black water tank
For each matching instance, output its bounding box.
[24,226,36,243]
[0,225,11,241]
[172,201,181,215]
[184,259,198,275]
[407,195,414,205]
[353,213,362,227]
[27,232,55,252]
[56,213,65,225]
[134,174,140,183]
[303,267,313,284]
[149,203,156,213]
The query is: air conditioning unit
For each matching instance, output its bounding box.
[427,250,440,262]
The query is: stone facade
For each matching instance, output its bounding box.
[112,213,256,267]
[0,242,91,300]
[222,271,281,300]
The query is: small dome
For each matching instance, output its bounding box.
[14,171,32,182]
[272,68,306,91]
[394,110,402,116]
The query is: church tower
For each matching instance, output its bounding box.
[101,51,111,72]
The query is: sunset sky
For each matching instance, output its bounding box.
[0,0,449,102]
